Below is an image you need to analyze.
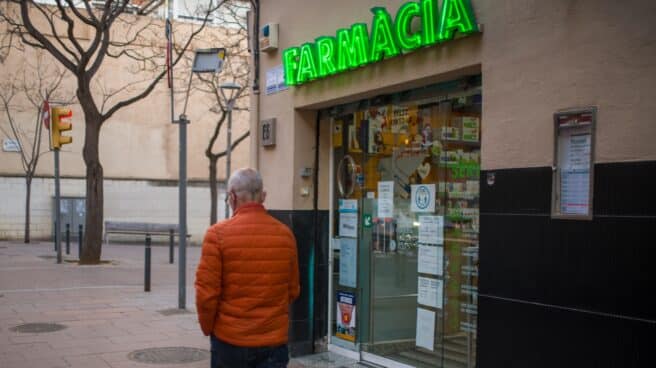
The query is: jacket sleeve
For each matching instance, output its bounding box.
[288,232,300,304]
[194,227,222,336]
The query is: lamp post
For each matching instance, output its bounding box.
[219,82,241,219]
[175,48,225,310]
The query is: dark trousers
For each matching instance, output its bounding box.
[210,335,290,368]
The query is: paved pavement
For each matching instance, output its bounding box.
[0,240,360,368]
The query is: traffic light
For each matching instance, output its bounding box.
[51,107,72,149]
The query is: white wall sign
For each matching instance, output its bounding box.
[265,65,288,95]
[2,139,20,152]
[411,184,435,213]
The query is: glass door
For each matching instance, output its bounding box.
[329,79,481,368]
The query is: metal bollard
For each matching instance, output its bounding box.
[65,224,70,255]
[78,225,83,260]
[144,234,151,292]
[54,221,57,251]
[169,229,174,264]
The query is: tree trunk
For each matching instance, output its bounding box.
[209,156,218,225]
[24,175,32,243]
[79,90,104,264]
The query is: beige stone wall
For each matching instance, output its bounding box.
[254,0,656,210]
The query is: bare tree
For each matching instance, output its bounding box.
[193,0,250,224]
[0,0,223,263]
[0,52,74,243]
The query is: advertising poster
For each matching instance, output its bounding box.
[336,291,356,342]
[365,106,387,154]
[461,116,480,142]
[339,238,357,288]
[416,308,435,351]
[411,184,436,213]
[377,181,394,218]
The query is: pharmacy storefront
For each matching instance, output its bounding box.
[255,0,655,367]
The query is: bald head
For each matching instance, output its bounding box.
[227,168,265,207]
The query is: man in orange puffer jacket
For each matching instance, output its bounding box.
[195,168,300,367]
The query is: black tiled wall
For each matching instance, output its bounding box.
[269,210,329,357]
[478,161,656,367]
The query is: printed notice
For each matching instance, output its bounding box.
[339,199,358,238]
[339,238,357,288]
[416,308,435,351]
[418,215,443,245]
[418,245,443,276]
[411,184,436,213]
[378,181,394,218]
[418,277,443,309]
[560,133,591,215]
[336,291,356,342]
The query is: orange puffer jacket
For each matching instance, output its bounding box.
[194,203,300,347]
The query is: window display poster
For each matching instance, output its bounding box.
[418,215,444,245]
[411,184,436,213]
[339,238,357,288]
[418,245,444,276]
[336,291,356,342]
[416,308,435,351]
[339,199,358,238]
[333,120,343,148]
[366,106,387,154]
[377,181,394,218]
[418,276,443,309]
[392,105,409,134]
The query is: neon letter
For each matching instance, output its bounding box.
[395,1,422,51]
[296,43,318,84]
[421,0,438,46]
[316,36,337,78]
[336,23,370,71]
[282,47,299,86]
[438,0,479,41]
[370,7,400,62]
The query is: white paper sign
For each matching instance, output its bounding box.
[2,139,20,152]
[418,245,443,276]
[265,65,288,95]
[339,238,357,288]
[339,213,358,238]
[416,308,435,351]
[411,184,436,213]
[377,181,394,218]
[418,277,443,309]
[418,216,443,245]
[338,199,358,238]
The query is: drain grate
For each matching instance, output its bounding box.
[157,308,191,316]
[11,323,67,333]
[128,347,210,364]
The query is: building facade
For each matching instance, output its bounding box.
[0,1,251,243]
[251,0,656,366]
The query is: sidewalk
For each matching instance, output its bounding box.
[0,241,360,368]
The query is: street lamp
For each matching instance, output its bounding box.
[219,82,241,219]
[174,48,225,310]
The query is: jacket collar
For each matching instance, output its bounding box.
[232,202,266,216]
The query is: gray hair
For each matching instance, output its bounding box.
[227,168,263,201]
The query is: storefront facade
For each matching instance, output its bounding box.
[251,0,656,367]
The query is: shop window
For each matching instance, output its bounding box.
[552,108,596,219]
[329,77,481,368]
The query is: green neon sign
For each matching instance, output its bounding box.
[282,0,479,86]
